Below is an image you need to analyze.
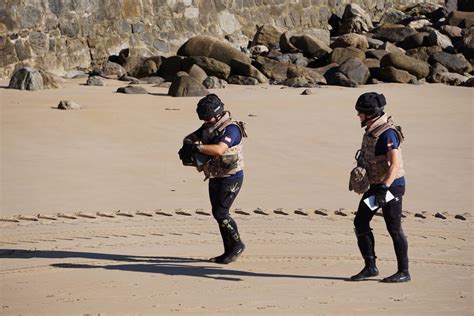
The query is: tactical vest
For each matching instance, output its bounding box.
[359,114,405,184]
[199,112,247,179]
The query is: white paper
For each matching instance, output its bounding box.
[364,190,395,211]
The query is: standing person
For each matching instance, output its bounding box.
[349,92,410,283]
[178,94,247,264]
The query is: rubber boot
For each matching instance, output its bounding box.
[350,257,379,281]
[381,271,411,283]
[209,226,232,263]
[213,218,245,264]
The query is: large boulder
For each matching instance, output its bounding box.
[427,30,454,50]
[381,8,411,25]
[430,72,469,86]
[399,32,430,50]
[430,51,472,74]
[457,30,474,59]
[275,53,309,67]
[380,66,417,83]
[381,53,430,79]
[186,64,208,84]
[100,61,126,79]
[325,69,358,87]
[331,34,369,51]
[280,29,330,53]
[8,67,44,91]
[406,46,443,62]
[339,57,370,85]
[338,4,373,35]
[447,11,474,28]
[290,35,332,58]
[287,66,327,85]
[227,75,259,85]
[168,76,209,97]
[86,76,105,86]
[251,24,282,49]
[203,76,228,89]
[254,56,290,82]
[157,56,184,81]
[38,70,62,89]
[229,59,267,83]
[372,24,417,43]
[183,56,231,80]
[329,47,365,64]
[177,35,251,65]
[366,49,390,60]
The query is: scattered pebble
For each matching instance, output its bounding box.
[314,209,328,216]
[254,208,269,215]
[434,212,446,219]
[334,209,347,217]
[454,214,466,221]
[415,212,426,219]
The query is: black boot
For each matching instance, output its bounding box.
[212,217,245,264]
[350,257,379,281]
[381,271,411,283]
[209,226,232,263]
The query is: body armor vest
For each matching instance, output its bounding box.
[200,112,247,180]
[359,114,405,184]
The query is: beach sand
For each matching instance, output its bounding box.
[0,79,473,314]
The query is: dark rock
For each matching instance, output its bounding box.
[313,63,339,76]
[227,75,259,85]
[8,67,43,91]
[116,85,149,94]
[57,100,82,110]
[339,57,370,85]
[427,30,454,50]
[119,75,139,83]
[457,29,474,59]
[283,77,311,88]
[280,31,300,54]
[177,35,251,65]
[380,66,417,83]
[290,34,332,58]
[372,24,417,43]
[86,76,105,86]
[447,11,474,28]
[462,77,474,87]
[203,76,228,89]
[251,24,282,49]
[331,33,368,51]
[430,51,472,74]
[301,89,312,95]
[168,76,208,97]
[406,46,443,62]
[458,0,474,11]
[399,32,430,50]
[157,56,184,81]
[434,212,447,219]
[183,56,231,80]
[325,69,358,87]
[429,62,449,76]
[329,47,365,64]
[229,59,268,83]
[381,53,430,79]
[454,214,466,220]
[366,49,390,60]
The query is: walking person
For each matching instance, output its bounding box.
[349,92,410,283]
[179,94,247,264]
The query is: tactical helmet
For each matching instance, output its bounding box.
[355,92,386,116]
[196,94,224,120]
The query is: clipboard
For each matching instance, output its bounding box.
[364,190,395,211]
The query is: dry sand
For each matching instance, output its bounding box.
[0,79,473,315]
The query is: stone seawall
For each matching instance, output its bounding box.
[0,0,443,78]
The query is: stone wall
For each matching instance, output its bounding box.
[0,0,444,78]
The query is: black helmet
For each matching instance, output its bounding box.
[196,94,224,120]
[355,92,386,116]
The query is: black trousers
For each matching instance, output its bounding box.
[354,185,409,272]
[208,176,244,247]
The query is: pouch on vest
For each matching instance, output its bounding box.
[349,166,370,194]
[366,155,389,184]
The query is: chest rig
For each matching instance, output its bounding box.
[199,112,247,180]
[359,114,405,185]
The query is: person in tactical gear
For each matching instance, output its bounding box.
[349,92,410,283]
[178,94,247,264]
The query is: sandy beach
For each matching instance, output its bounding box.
[0,80,473,314]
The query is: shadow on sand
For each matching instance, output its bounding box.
[0,249,360,282]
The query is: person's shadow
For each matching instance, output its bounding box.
[0,249,359,282]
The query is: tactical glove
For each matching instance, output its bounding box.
[375,184,389,208]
